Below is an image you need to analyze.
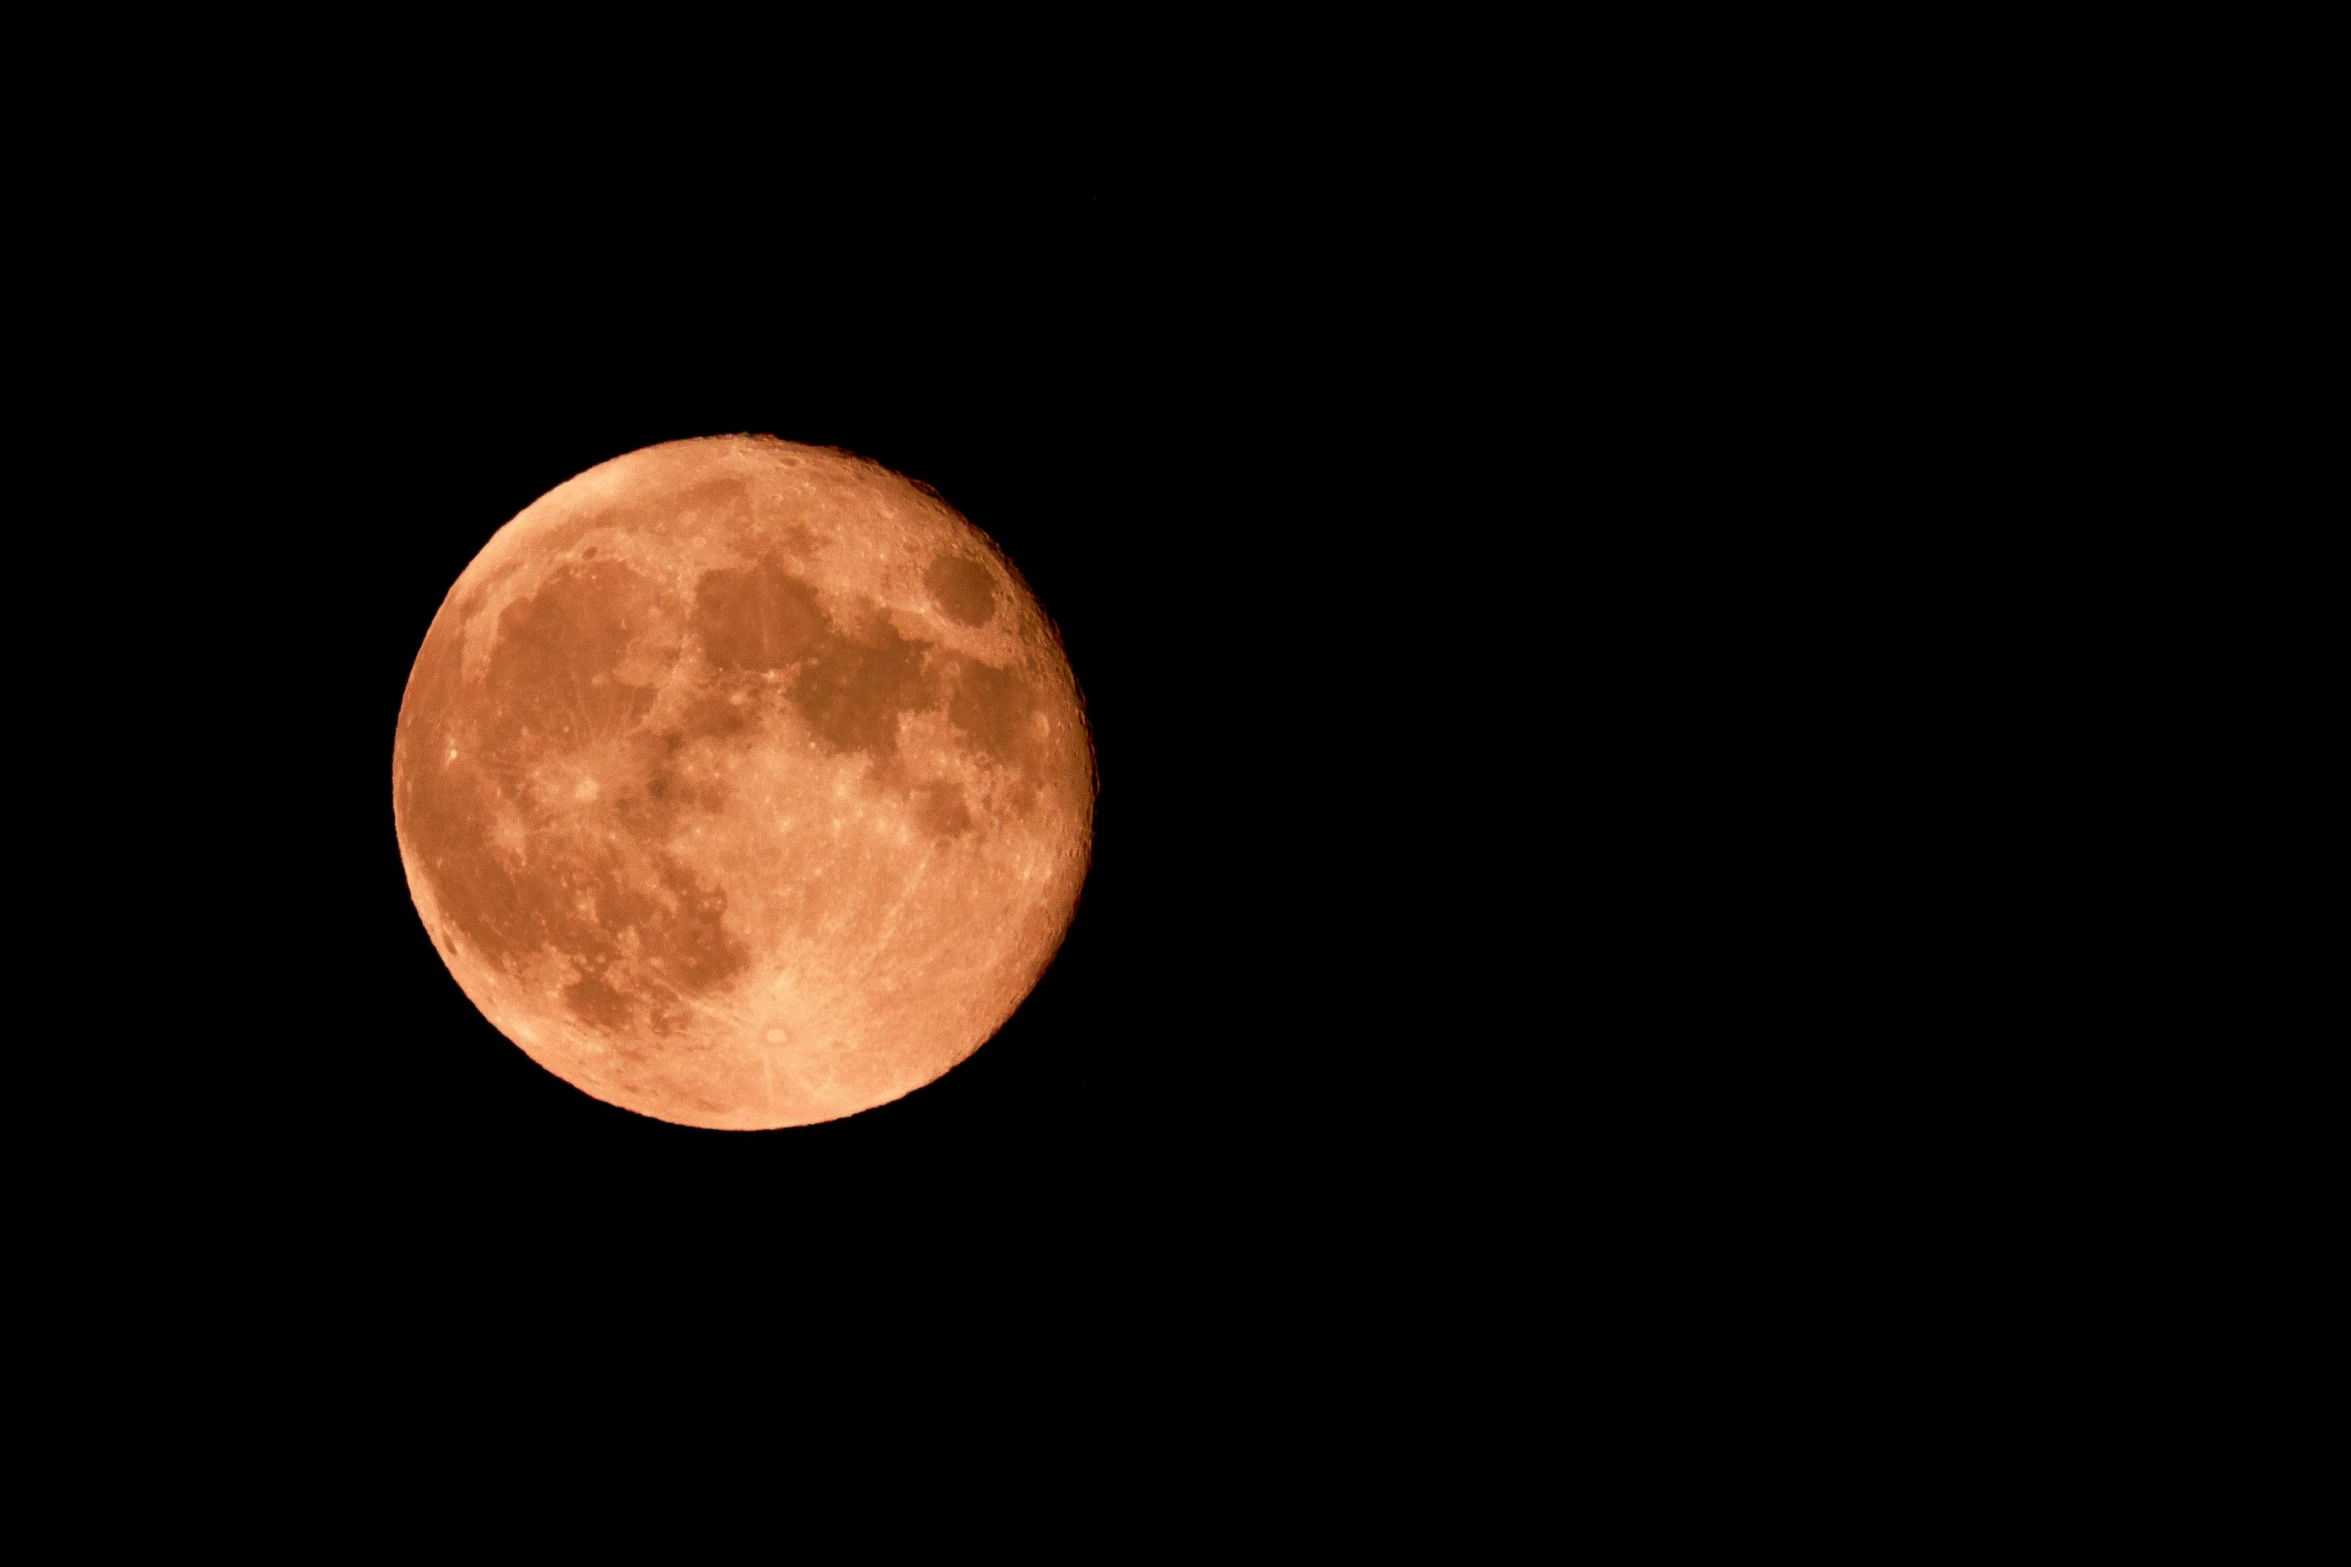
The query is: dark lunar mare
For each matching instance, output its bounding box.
[396,559,748,1053]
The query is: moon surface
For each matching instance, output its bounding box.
[392,436,1094,1128]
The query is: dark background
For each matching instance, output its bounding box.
[107,192,1520,1270]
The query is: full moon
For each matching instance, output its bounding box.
[392,436,1095,1128]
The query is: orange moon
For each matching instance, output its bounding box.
[392,436,1095,1128]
